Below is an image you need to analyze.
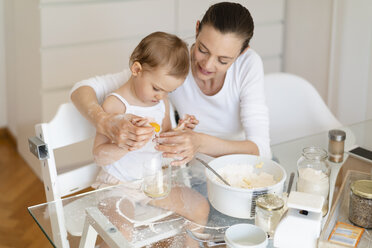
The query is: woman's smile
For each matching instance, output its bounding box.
[198,64,213,75]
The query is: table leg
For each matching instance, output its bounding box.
[79,207,131,248]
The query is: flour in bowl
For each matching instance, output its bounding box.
[216,164,276,189]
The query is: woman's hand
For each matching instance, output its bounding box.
[96,112,154,150]
[155,129,201,166]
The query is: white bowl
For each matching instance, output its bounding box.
[206,154,287,219]
[225,224,268,248]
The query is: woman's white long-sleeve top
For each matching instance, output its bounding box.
[70,49,271,158]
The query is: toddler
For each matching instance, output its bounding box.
[92,32,209,247]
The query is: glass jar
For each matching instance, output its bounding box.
[349,179,372,228]
[255,194,284,238]
[328,129,346,163]
[142,152,171,199]
[297,147,330,216]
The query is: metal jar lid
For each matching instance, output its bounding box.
[256,194,284,211]
[351,180,372,199]
[328,129,346,141]
[302,147,328,160]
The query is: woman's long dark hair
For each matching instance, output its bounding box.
[199,2,254,54]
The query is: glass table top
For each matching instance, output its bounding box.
[28,119,372,247]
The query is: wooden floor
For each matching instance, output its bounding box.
[0,130,51,248]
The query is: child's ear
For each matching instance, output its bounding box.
[131,62,143,76]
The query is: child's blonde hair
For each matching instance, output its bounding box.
[130,32,190,79]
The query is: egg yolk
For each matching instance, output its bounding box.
[150,122,161,133]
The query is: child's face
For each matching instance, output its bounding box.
[134,67,184,104]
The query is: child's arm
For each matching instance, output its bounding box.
[93,95,147,166]
[93,131,129,166]
[160,98,173,132]
[162,98,198,132]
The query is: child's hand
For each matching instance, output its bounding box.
[174,114,198,131]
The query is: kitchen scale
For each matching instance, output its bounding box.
[274,191,324,248]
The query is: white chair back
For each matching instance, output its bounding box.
[35,102,99,202]
[264,73,342,145]
[31,102,100,247]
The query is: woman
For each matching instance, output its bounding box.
[70,2,271,165]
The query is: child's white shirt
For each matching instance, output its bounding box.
[100,92,165,181]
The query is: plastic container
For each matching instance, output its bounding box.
[349,179,372,228]
[297,147,330,216]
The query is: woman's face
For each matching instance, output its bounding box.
[192,24,244,82]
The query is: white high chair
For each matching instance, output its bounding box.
[29,102,99,247]
[29,103,183,248]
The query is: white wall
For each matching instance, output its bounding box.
[284,0,372,125]
[328,0,372,125]
[0,0,6,128]
[283,0,333,101]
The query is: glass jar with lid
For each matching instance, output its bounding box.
[255,194,285,238]
[328,129,346,163]
[349,179,372,228]
[297,147,330,216]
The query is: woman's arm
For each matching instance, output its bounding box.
[92,96,131,165]
[70,72,154,149]
[92,95,155,165]
[71,86,110,135]
[237,50,271,157]
[155,131,258,166]
[198,133,259,156]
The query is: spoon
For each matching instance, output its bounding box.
[195,158,231,186]
[185,228,226,247]
[287,172,295,195]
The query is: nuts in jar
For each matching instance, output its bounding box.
[349,179,372,228]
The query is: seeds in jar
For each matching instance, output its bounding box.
[349,180,372,228]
